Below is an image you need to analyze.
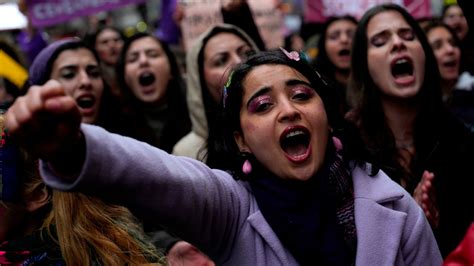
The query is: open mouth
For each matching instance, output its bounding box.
[138,72,156,86]
[443,59,458,68]
[280,127,311,162]
[76,95,96,109]
[338,49,350,56]
[391,58,414,79]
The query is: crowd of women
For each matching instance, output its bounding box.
[1,1,473,265]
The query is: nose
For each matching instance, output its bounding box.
[277,99,301,123]
[138,52,148,66]
[79,70,92,89]
[340,32,350,44]
[444,43,456,54]
[391,34,406,52]
[230,53,244,66]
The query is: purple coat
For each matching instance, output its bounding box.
[41,125,442,265]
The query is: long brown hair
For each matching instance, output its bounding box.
[1,114,163,266]
[44,192,162,266]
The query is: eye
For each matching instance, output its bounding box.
[214,54,229,67]
[244,48,256,58]
[87,66,102,78]
[146,49,160,58]
[346,29,355,39]
[448,38,458,47]
[399,29,415,41]
[327,31,340,41]
[432,40,443,51]
[248,96,273,113]
[60,70,76,80]
[291,86,314,101]
[238,47,254,60]
[370,34,388,47]
[126,53,138,63]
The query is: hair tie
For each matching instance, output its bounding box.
[222,71,234,109]
[279,47,300,61]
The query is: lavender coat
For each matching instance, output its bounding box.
[41,125,442,265]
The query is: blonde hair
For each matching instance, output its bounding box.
[44,192,162,266]
[1,114,163,265]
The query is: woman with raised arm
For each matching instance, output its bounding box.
[4,49,441,265]
[0,115,161,265]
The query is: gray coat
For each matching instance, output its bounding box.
[41,124,442,265]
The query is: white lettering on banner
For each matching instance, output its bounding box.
[32,0,120,20]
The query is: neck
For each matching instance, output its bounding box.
[441,79,456,102]
[334,69,350,86]
[381,99,417,143]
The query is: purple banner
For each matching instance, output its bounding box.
[26,0,146,27]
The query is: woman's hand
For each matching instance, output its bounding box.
[4,80,84,176]
[413,170,439,228]
[167,241,215,266]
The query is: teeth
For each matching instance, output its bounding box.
[285,130,305,138]
[395,58,408,64]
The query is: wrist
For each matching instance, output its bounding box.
[47,130,85,180]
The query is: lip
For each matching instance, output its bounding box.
[338,49,351,60]
[390,54,413,68]
[442,59,459,68]
[140,86,156,95]
[390,54,415,86]
[279,125,312,163]
[137,70,157,91]
[76,94,96,115]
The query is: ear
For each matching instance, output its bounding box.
[25,184,50,212]
[233,131,251,153]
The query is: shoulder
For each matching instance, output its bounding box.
[351,163,426,218]
[351,163,442,264]
[351,163,406,204]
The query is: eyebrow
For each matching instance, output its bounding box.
[246,87,270,108]
[370,26,412,38]
[245,79,312,108]
[59,65,78,71]
[60,63,99,69]
[286,79,312,88]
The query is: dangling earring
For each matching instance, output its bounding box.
[242,159,252,175]
[332,136,343,152]
[329,127,343,152]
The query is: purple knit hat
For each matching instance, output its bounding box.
[28,38,80,86]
